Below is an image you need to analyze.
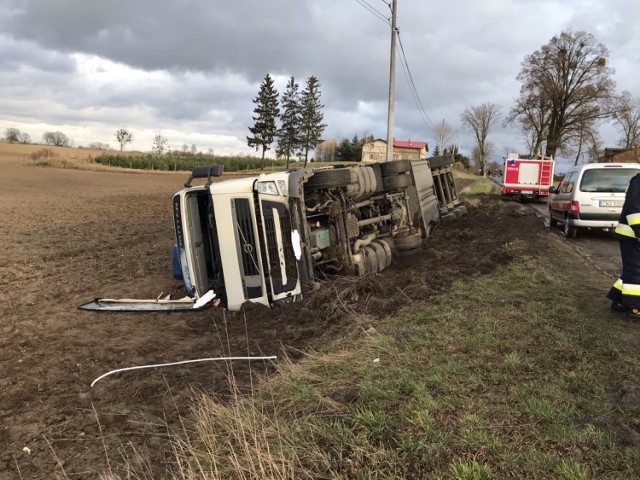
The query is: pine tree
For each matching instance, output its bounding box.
[299,76,326,166]
[276,76,301,169]
[247,74,280,170]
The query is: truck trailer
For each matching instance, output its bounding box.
[80,158,464,312]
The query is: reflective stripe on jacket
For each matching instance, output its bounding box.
[614,173,640,242]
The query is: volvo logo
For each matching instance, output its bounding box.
[243,244,253,254]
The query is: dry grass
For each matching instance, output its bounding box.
[0,141,150,173]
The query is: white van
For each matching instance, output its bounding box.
[549,163,640,238]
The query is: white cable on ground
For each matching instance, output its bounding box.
[90,356,278,388]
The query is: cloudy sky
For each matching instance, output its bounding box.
[1,0,638,170]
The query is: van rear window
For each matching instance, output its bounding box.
[580,169,640,193]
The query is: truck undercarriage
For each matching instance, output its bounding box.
[80,158,464,312]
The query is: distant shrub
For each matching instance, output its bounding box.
[30,148,56,160]
[452,161,467,171]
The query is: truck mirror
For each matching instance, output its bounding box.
[184,165,224,188]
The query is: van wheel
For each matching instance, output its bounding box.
[548,207,560,227]
[563,218,578,238]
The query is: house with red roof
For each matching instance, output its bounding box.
[361,138,429,163]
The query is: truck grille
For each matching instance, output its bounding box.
[261,200,298,294]
[233,198,259,277]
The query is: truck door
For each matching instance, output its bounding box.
[519,163,540,186]
[258,198,300,302]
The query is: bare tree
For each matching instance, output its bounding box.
[460,102,501,175]
[5,128,20,143]
[314,138,339,162]
[152,133,168,154]
[512,30,615,158]
[472,142,495,174]
[114,128,133,151]
[433,119,454,153]
[507,94,549,156]
[612,91,640,149]
[89,141,110,150]
[18,132,31,144]
[42,131,70,147]
[558,116,601,165]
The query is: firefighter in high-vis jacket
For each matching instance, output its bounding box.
[608,172,640,320]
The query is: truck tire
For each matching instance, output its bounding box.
[304,169,352,190]
[370,241,390,270]
[369,163,385,193]
[380,159,411,176]
[394,232,422,252]
[382,173,412,191]
[428,156,455,169]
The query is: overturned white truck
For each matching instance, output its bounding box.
[80,157,465,312]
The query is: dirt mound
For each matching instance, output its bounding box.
[0,160,545,478]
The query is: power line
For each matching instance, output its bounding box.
[353,0,390,25]
[353,0,434,135]
[396,30,435,130]
[396,40,431,131]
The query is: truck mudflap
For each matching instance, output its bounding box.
[78,290,217,312]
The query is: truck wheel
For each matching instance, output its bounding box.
[380,159,411,176]
[394,233,422,252]
[382,173,412,191]
[369,163,385,193]
[370,241,390,270]
[563,218,578,238]
[304,169,352,190]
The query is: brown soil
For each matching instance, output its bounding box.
[0,158,545,479]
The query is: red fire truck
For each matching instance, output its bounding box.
[501,154,554,202]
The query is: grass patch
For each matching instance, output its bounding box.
[455,173,501,206]
[156,219,640,479]
[104,186,639,479]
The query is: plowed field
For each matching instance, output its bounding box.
[0,157,546,479]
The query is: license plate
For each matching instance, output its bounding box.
[599,200,623,207]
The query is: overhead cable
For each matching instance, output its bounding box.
[353,0,390,25]
[396,30,435,129]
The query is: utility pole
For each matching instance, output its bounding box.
[385,0,397,162]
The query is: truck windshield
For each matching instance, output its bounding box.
[580,169,639,193]
[181,191,226,305]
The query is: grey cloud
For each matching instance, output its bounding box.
[0,0,638,159]
[1,0,318,79]
[0,36,75,72]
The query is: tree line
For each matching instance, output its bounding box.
[10,29,640,174]
[247,74,327,169]
[455,30,640,174]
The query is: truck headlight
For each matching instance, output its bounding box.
[257,181,279,195]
